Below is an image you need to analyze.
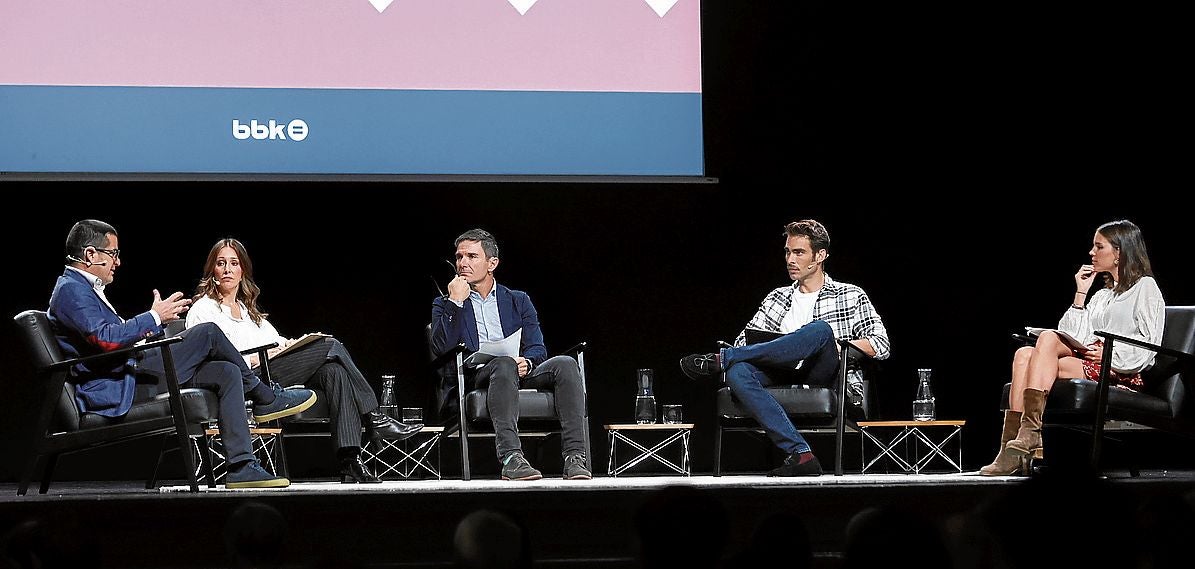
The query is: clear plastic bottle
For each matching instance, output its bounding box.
[913,368,936,421]
[635,369,657,424]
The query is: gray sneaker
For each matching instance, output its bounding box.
[563,453,592,480]
[500,453,542,481]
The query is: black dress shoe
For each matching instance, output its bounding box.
[365,410,423,441]
[340,453,382,484]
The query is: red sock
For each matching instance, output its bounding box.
[796,452,815,465]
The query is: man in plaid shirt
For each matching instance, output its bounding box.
[680,219,890,476]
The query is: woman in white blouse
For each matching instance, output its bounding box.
[186,238,422,483]
[981,220,1165,476]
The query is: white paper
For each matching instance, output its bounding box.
[463,329,523,368]
[479,329,522,357]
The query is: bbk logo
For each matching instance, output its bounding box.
[231,119,309,141]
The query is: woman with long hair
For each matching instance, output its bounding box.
[980,220,1165,476]
[187,238,422,483]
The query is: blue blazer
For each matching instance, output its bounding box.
[47,269,162,417]
[430,284,549,409]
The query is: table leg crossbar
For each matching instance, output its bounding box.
[607,429,690,477]
[363,432,443,479]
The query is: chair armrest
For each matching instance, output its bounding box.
[431,343,468,368]
[836,339,875,368]
[239,342,278,356]
[1094,331,1195,361]
[49,336,184,371]
[562,341,587,356]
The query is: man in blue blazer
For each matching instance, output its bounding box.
[48,219,316,489]
[431,229,589,481]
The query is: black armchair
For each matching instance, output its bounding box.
[426,324,592,481]
[1000,305,1195,473]
[13,310,219,495]
[714,339,875,476]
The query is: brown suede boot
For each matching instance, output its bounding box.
[979,410,1024,476]
[1006,388,1048,457]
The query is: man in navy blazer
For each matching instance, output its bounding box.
[431,229,590,481]
[47,219,316,489]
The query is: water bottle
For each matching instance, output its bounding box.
[634,369,657,424]
[913,368,936,421]
[379,374,398,419]
[380,374,397,407]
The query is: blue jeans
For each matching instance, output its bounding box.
[722,320,839,455]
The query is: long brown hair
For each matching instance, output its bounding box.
[1097,220,1153,294]
[194,238,268,325]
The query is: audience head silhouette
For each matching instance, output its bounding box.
[453,509,530,569]
[0,513,88,569]
[224,501,288,569]
[844,506,950,569]
[634,485,729,569]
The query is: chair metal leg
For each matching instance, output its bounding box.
[18,454,40,496]
[274,431,290,479]
[38,453,59,494]
[459,418,472,482]
[714,425,723,477]
[1089,338,1115,472]
[147,433,170,489]
[834,342,849,476]
[160,346,199,492]
[202,433,217,488]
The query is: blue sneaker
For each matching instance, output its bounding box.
[252,386,317,422]
[226,461,290,489]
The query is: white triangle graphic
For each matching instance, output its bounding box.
[508,0,539,16]
[644,0,679,17]
[368,0,396,13]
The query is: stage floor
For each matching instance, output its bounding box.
[3,471,1027,499]
[3,471,1194,568]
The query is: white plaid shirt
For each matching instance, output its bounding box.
[733,274,890,406]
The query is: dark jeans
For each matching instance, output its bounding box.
[471,355,586,462]
[137,322,262,467]
[722,320,839,455]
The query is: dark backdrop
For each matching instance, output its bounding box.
[1,2,1187,480]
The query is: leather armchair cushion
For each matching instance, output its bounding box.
[1000,379,1173,420]
[78,387,219,429]
[716,386,836,423]
[465,389,557,421]
[286,387,330,421]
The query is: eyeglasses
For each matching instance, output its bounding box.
[93,247,121,260]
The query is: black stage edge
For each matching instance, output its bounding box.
[3,472,1195,568]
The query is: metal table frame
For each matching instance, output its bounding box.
[605,423,693,477]
[362,426,444,480]
[858,420,964,474]
[195,426,285,482]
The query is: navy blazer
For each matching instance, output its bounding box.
[47,269,162,417]
[430,284,549,409]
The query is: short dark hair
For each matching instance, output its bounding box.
[455,229,500,258]
[783,219,830,254]
[64,219,117,260]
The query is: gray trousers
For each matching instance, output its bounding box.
[471,355,586,461]
[267,338,379,449]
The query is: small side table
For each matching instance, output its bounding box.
[197,426,286,482]
[605,423,694,477]
[362,426,444,480]
[857,420,964,474]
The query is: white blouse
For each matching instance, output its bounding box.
[1058,276,1165,374]
[186,296,286,365]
